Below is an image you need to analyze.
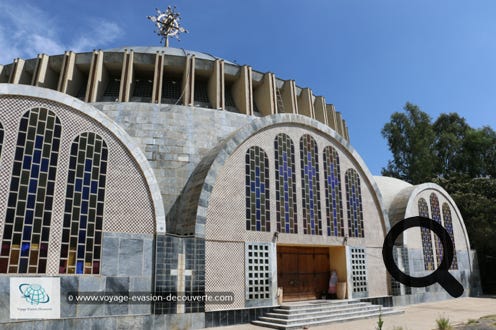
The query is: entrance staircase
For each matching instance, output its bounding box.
[252,299,403,329]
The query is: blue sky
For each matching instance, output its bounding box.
[1,0,495,175]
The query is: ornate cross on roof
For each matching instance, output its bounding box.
[147,6,188,47]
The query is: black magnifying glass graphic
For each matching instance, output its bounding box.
[382,216,464,298]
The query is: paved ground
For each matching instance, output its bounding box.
[204,296,496,330]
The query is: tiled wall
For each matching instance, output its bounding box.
[0,231,153,324]
[153,234,205,315]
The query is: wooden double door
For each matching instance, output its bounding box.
[277,246,330,301]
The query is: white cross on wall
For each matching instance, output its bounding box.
[170,253,193,313]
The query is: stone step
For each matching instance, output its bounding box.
[272,302,371,314]
[252,308,404,330]
[266,304,380,319]
[278,299,362,310]
[258,306,389,325]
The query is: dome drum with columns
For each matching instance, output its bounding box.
[0,46,480,329]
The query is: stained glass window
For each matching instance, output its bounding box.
[274,134,297,234]
[245,146,270,232]
[300,135,322,235]
[419,198,435,271]
[0,108,61,273]
[323,146,344,236]
[442,203,458,270]
[59,133,107,274]
[430,193,444,267]
[345,169,364,238]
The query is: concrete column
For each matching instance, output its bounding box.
[327,104,338,131]
[232,65,253,115]
[32,54,57,89]
[314,96,328,125]
[343,121,350,142]
[182,55,195,106]
[86,50,105,102]
[297,88,315,119]
[8,58,25,84]
[0,65,7,83]
[119,50,134,102]
[58,51,76,93]
[280,80,298,114]
[335,112,345,136]
[152,52,165,104]
[208,59,224,109]
[254,72,277,116]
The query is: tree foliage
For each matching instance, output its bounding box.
[382,102,496,292]
[382,103,496,181]
[434,175,496,291]
[381,102,435,184]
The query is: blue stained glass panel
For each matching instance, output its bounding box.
[300,135,321,235]
[345,168,364,238]
[245,146,270,232]
[35,136,43,149]
[76,261,84,274]
[60,133,107,275]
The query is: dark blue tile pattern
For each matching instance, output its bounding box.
[274,134,297,234]
[245,146,270,232]
[0,108,61,273]
[59,133,108,275]
[153,235,205,314]
[299,135,322,235]
[345,169,364,238]
[323,146,344,237]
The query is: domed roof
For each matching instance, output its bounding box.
[106,46,236,65]
[374,176,413,210]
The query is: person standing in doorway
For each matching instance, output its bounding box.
[328,270,338,299]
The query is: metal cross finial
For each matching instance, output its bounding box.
[147,6,188,47]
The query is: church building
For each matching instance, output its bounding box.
[0,45,480,328]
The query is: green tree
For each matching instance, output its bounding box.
[434,175,496,292]
[459,127,496,178]
[381,102,436,184]
[432,113,470,177]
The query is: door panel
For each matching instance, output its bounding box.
[277,246,330,301]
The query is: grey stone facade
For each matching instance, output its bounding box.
[94,102,253,217]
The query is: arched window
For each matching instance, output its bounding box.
[418,198,435,271]
[430,193,444,267]
[0,108,61,273]
[245,146,270,232]
[442,203,458,270]
[345,169,364,238]
[274,134,297,234]
[300,135,322,235]
[59,133,108,274]
[323,146,344,236]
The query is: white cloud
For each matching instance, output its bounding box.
[70,20,122,52]
[0,2,122,64]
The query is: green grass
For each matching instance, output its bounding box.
[436,316,453,330]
